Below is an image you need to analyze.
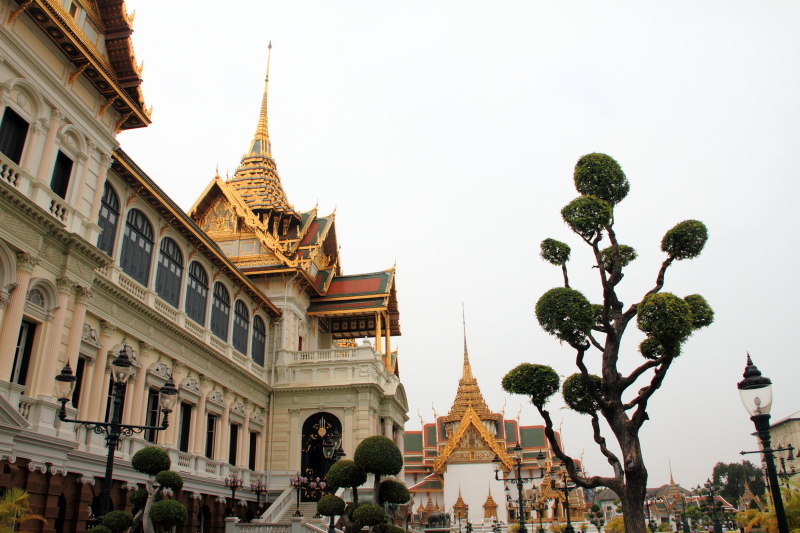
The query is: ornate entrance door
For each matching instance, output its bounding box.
[300,412,342,502]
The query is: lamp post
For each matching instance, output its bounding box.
[680,492,691,533]
[493,444,547,533]
[225,471,244,516]
[736,355,789,533]
[55,342,178,519]
[534,499,548,533]
[321,430,344,533]
[289,472,307,517]
[250,478,268,508]
[550,472,576,533]
[703,480,722,533]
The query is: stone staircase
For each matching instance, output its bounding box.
[275,502,321,524]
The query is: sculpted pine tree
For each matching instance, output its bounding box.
[128,447,187,533]
[502,153,714,533]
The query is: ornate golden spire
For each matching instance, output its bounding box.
[248,41,272,158]
[443,307,496,424]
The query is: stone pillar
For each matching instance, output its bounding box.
[87,321,115,421]
[395,427,405,479]
[64,286,92,368]
[384,311,391,361]
[68,149,90,208]
[35,109,64,182]
[163,361,187,447]
[343,407,354,456]
[88,153,112,222]
[258,408,268,471]
[20,122,45,173]
[29,276,71,398]
[374,311,382,355]
[288,409,302,471]
[0,252,38,380]
[123,371,145,426]
[383,417,393,440]
[217,390,231,463]
[77,357,95,414]
[191,377,212,455]
[239,401,252,468]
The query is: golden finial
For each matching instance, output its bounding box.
[215,165,220,179]
[517,405,522,422]
[247,41,273,158]
[432,402,438,419]
[418,409,424,428]
[669,458,675,485]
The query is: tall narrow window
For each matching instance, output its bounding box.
[178,402,192,453]
[249,431,258,471]
[104,378,127,423]
[120,209,153,285]
[185,261,208,326]
[251,316,266,367]
[228,424,239,466]
[232,300,249,354]
[205,414,217,459]
[97,182,119,256]
[210,282,230,340]
[144,388,160,442]
[71,357,86,409]
[0,107,29,164]
[155,237,183,307]
[11,320,35,386]
[50,151,73,199]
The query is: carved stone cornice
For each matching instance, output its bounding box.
[75,286,94,305]
[99,320,116,337]
[56,276,74,294]
[28,462,47,473]
[78,475,95,485]
[16,252,39,273]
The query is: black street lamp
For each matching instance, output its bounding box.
[289,472,307,517]
[736,355,789,533]
[493,444,547,533]
[55,342,178,519]
[550,471,576,533]
[321,430,344,533]
[225,471,244,516]
[679,492,691,533]
[533,499,548,533]
[703,480,722,533]
[644,496,656,533]
[250,478,268,508]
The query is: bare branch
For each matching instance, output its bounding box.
[576,347,610,411]
[630,355,675,430]
[561,263,570,289]
[587,332,604,351]
[620,357,664,392]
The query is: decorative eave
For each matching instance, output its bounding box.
[13,0,152,130]
[433,406,511,474]
[111,149,281,317]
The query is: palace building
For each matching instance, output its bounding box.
[0,1,407,532]
[402,334,587,530]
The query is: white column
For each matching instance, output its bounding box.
[217,390,231,463]
[35,109,64,182]
[29,276,71,397]
[0,253,37,379]
[88,153,112,222]
[239,401,252,468]
[64,286,92,368]
[87,321,115,421]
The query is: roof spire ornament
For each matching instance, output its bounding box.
[248,41,273,158]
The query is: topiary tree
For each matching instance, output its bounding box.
[502,153,713,533]
[128,447,187,533]
[588,503,605,533]
[103,510,134,533]
[352,436,403,506]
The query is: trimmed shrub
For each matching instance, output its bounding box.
[535,287,594,346]
[102,510,133,533]
[87,527,111,533]
[317,494,346,517]
[149,500,188,528]
[562,373,601,415]
[502,364,559,408]
[155,470,184,491]
[131,447,171,475]
[661,220,708,260]
[326,459,367,490]
[351,504,388,526]
[379,479,410,504]
[353,436,403,477]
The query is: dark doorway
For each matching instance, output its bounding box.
[300,412,341,502]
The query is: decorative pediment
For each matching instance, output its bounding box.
[182,377,201,394]
[201,198,237,234]
[433,406,511,474]
[208,390,226,407]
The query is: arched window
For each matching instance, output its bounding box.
[210,282,230,340]
[232,300,249,354]
[97,182,119,256]
[0,106,29,165]
[185,261,208,326]
[120,209,153,285]
[155,238,183,307]
[252,316,266,367]
[27,287,45,308]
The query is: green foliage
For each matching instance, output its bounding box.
[550,522,566,533]
[129,488,147,507]
[661,220,708,260]
[684,294,714,330]
[599,245,638,273]
[379,479,410,504]
[385,526,406,533]
[562,373,601,415]
[317,495,346,517]
[638,338,665,360]
[541,239,571,266]
[573,153,630,206]
[326,459,367,490]
[87,527,111,533]
[712,461,765,502]
[605,516,625,533]
[536,287,594,346]
[155,470,184,491]
[102,510,134,533]
[561,196,613,239]
[149,500,188,528]
[131,446,171,475]
[636,292,694,349]
[655,523,672,532]
[353,436,403,477]
[502,363,560,407]
[351,504,388,526]
[0,487,46,533]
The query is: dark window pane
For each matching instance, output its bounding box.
[186,261,208,326]
[205,414,216,459]
[144,388,160,442]
[50,151,73,199]
[252,316,266,366]
[178,402,192,453]
[155,237,183,307]
[249,431,258,471]
[97,182,119,256]
[0,107,29,164]
[211,282,230,340]
[11,320,35,385]
[120,209,154,285]
[229,424,239,465]
[232,300,249,353]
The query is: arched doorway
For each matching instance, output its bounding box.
[300,412,342,502]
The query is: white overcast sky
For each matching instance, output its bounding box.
[118,1,800,490]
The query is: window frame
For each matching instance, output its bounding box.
[97,181,120,256]
[252,315,266,367]
[120,208,154,286]
[210,282,230,340]
[185,261,209,326]
[155,237,184,308]
[232,300,249,354]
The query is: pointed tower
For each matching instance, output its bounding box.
[228,42,300,234]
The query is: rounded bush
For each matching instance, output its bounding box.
[149,499,188,528]
[131,446,171,475]
[102,510,133,533]
[386,526,406,533]
[317,494,346,517]
[88,526,111,533]
[351,503,388,526]
[540,239,571,266]
[155,470,184,491]
[326,459,367,490]
[637,292,694,348]
[599,245,637,273]
[536,287,594,346]
[562,373,601,415]
[684,294,714,330]
[379,479,410,504]
[638,337,665,360]
[561,196,613,239]
[129,488,147,506]
[353,436,403,477]
[573,153,630,206]
[502,364,559,408]
[661,220,708,260]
